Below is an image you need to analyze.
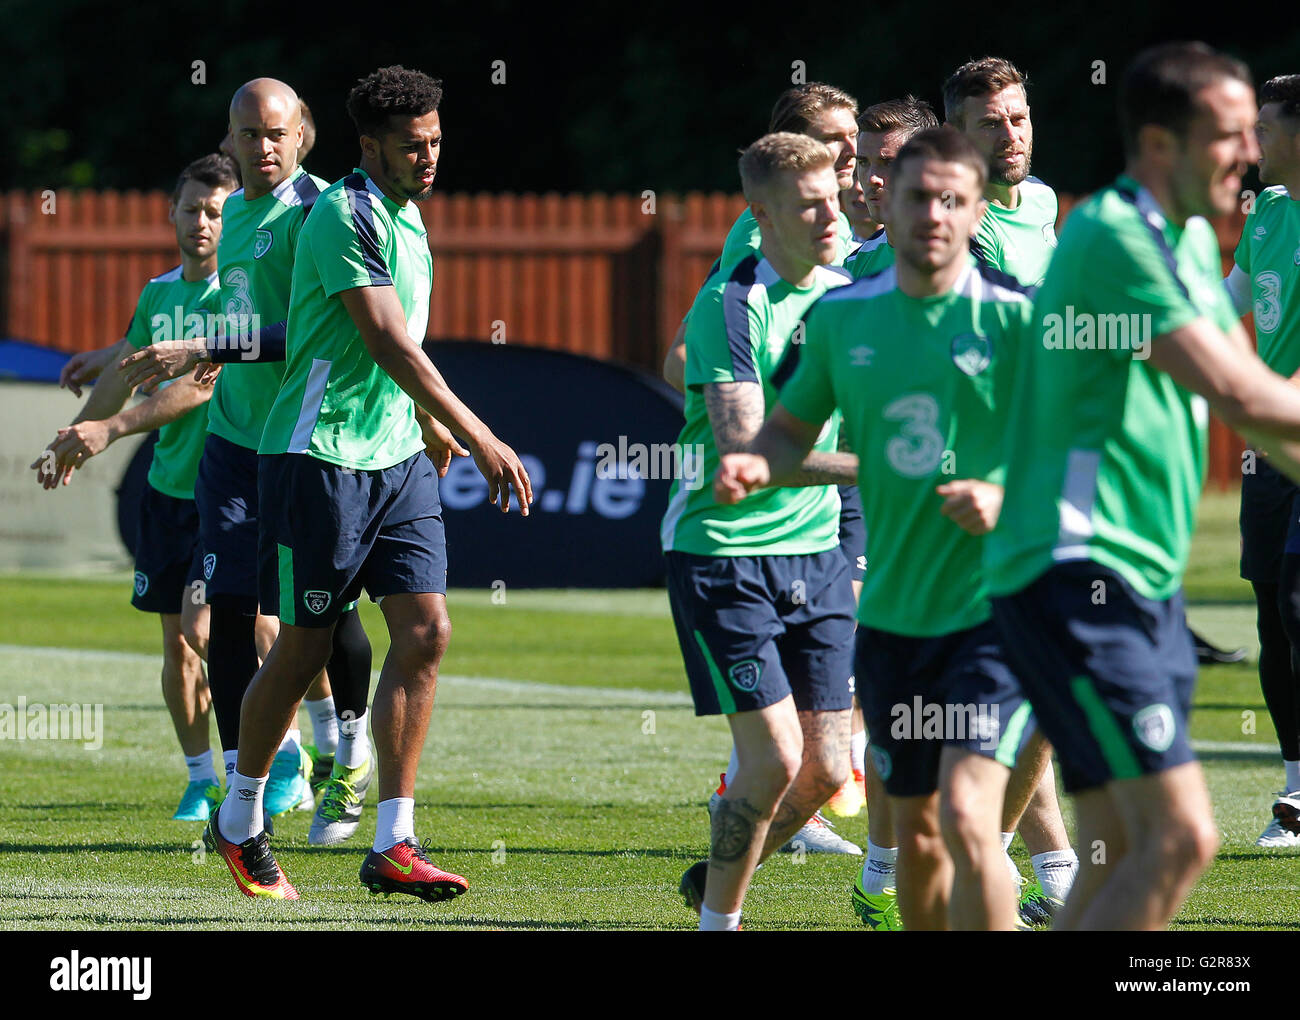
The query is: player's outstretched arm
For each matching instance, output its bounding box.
[662,320,687,395]
[34,375,215,490]
[32,345,138,488]
[60,338,129,397]
[119,322,289,390]
[714,404,826,504]
[340,284,532,515]
[1148,318,1300,482]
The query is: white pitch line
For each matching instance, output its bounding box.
[0,644,693,705]
[0,645,1277,725]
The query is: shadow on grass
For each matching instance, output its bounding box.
[0,842,199,854]
[1173,917,1300,930]
[439,703,693,712]
[277,844,702,859]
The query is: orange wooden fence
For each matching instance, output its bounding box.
[0,189,1250,486]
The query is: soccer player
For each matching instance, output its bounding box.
[1224,74,1300,847]
[666,132,860,930]
[843,95,939,284]
[123,78,375,836]
[664,84,867,855]
[31,154,238,819]
[203,65,532,901]
[944,57,1078,920]
[984,42,1300,929]
[837,94,939,929]
[717,128,1037,930]
[944,58,1058,287]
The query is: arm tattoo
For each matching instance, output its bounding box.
[711,796,762,864]
[704,382,765,455]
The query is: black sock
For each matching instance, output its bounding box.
[207,596,259,755]
[328,606,373,721]
[1254,580,1300,761]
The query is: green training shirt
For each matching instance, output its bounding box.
[124,266,222,499]
[845,227,894,280]
[1234,185,1300,376]
[210,166,327,450]
[661,253,848,556]
[259,168,432,471]
[717,207,858,274]
[972,175,1058,287]
[780,256,1033,635]
[985,175,1239,602]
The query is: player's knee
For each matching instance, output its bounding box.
[181,616,208,661]
[391,614,452,670]
[1157,814,1219,875]
[938,795,994,863]
[899,828,946,868]
[805,754,848,804]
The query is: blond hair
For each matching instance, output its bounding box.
[738,132,835,202]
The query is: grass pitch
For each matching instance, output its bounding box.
[1,492,1297,930]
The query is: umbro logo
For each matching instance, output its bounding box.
[1255,225,1268,239]
[849,345,875,366]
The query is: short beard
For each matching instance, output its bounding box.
[991,148,1032,188]
[378,148,435,201]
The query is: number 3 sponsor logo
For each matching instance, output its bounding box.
[1255,271,1282,334]
[883,393,946,478]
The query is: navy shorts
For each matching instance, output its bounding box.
[991,560,1197,795]
[665,548,856,717]
[837,485,867,583]
[194,433,261,609]
[855,620,1033,797]
[1240,458,1300,582]
[132,483,204,614]
[258,451,448,628]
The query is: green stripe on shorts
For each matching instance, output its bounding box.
[995,700,1033,769]
[693,630,737,715]
[1070,675,1141,780]
[277,543,295,626]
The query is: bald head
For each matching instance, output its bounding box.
[228,78,303,198]
[231,78,300,121]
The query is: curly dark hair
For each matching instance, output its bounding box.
[171,153,239,203]
[346,65,443,139]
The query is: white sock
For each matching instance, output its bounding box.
[222,749,239,779]
[1032,850,1079,900]
[277,728,301,756]
[305,698,338,755]
[850,729,867,774]
[185,750,217,784]
[860,840,898,894]
[337,710,370,769]
[1001,832,1021,883]
[373,797,415,852]
[724,746,740,789]
[698,906,742,931]
[218,771,266,843]
[1285,760,1300,793]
